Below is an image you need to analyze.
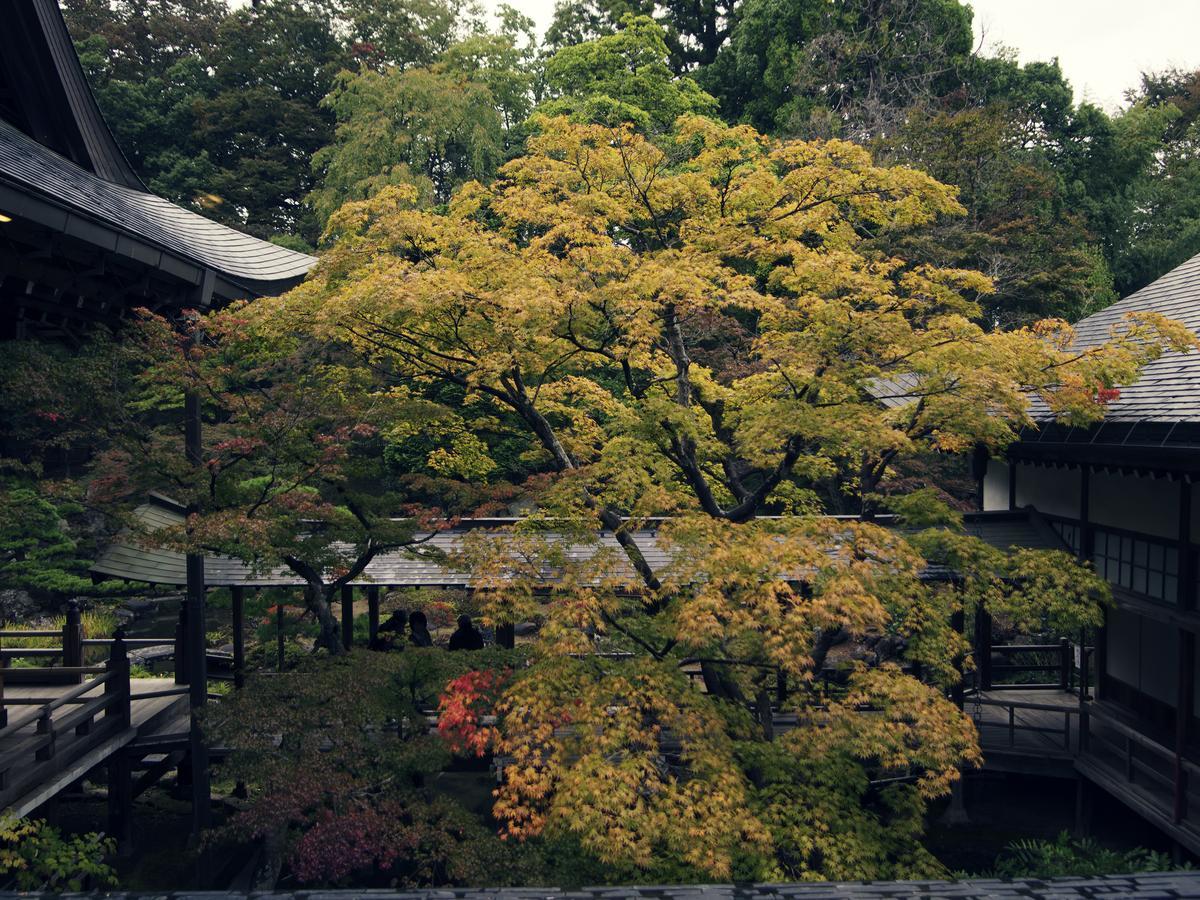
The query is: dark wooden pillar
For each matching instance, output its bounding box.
[497,623,515,649]
[107,753,133,856]
[1008,459,1017,511]
[231,586,245,690]
[174,600,188,686]
[367,587,380,643]
[950,604,965,709]
[974,603,993,690]
[276,599,285,671]
[341,585,354,651]
[970,445,989,511]
[183,389,210,834]
[63,599,83,683]
[1175,478,1195,822]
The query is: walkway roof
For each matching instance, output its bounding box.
[91,505,1068,589]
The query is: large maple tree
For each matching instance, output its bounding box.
[222,114,1190,878]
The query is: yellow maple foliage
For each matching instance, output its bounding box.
[245,114,1193,879]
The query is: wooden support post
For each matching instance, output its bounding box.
[341,584,354,651]
[183,388,211,835]
[63,599,83,683]
[107,753,133,856]
[1008,459,1017,511]
[497,623,515,650]
[1176,479,1194,823]
[231,587,245,690]
[974,603,993,691]
[106,627,131,729]
[368,587,380,644]
[970,444,988,511]
[174,601,188,686]
[1176,630,1194,823]
[0,650,8,730]
[276,599,285,671]
[1059,637,1071,692]
[1074,776,1091,837]
[950,604,965,709]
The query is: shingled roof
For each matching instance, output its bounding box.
[0,120,314,298]
[0,0,315,305]
[90,504,1067,589]
[8,872,1199,899]
[1030,251,1200,426]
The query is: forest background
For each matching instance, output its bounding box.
[59,0,1200,329]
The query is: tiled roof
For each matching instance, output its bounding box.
[90,508,1066,589]
[12,872,1200,898]
[1027,252,1200,425]
[0,120,314,293]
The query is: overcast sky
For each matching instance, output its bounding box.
[970,0,1200,110]
[491,0,1200,112]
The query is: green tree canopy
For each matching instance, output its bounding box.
[541,16,718,131]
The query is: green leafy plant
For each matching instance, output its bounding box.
[989,831,1182,879]
[0,816,115,891]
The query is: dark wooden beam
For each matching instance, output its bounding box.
[231,587,245,690]
[367,586,380,644]
[341,585,354,651]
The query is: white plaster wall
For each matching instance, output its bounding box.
[982,460,1010,511]
[1089,471,1180,540]
[1013,463,1081,518]
[1105,608,1180,705]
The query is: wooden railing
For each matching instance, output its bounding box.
[0,602,181,727]
[0,632,132,805]
[981,639,1075,691]
[1080,705,1200,826]
[970,693,1081,753]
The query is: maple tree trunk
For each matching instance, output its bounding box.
[306,584,345,655]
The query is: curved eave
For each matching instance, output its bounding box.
[0,122,314,300]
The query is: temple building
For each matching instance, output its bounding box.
[981,250,1200,852]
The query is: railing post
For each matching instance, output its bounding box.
[1059,637,1071,691]
[35,707,54,760]
[106,627,131,729]
[63,599,83,684]
[174,601,189,685]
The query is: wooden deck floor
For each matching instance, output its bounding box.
[970,688,1082,767]
[0,677,189,816]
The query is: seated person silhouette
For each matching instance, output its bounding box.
[378,609,407,634]
[408,610,434,647]
[448,615,484,651]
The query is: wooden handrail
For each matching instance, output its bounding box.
[992,643,1065,653]
[974,697,1081,715]
[43,672,111,713]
